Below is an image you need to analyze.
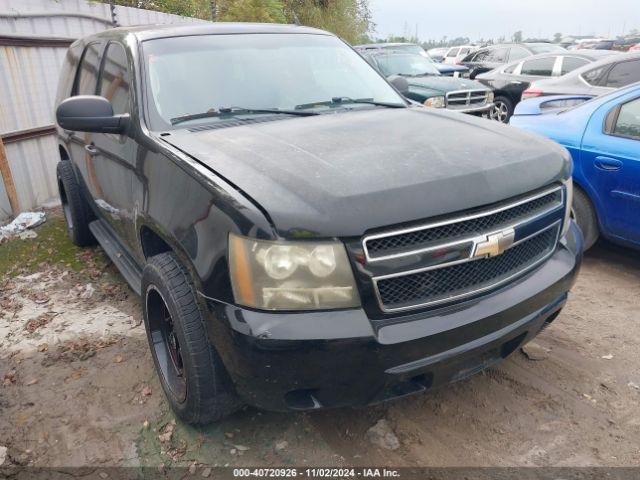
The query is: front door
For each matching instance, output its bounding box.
[68,41,104,201]
[89,41,137,248]
[581,95,640,244]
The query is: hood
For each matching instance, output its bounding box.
[162,107,571,238]
[408,75,488,95]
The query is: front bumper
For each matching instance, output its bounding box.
[205,221,582,411]
[447,102,494,114]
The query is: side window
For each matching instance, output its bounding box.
[447,48,459,58]
[73,42,102,96]
[605,60,640,88]
[561,57,589,75]
[459,48,470,56]
[508,47,529,62]
[471,49,490,62]
[98,43,131,115]
[486,47,509,63]
[520,57,555,76]
[581,65,607,86]
[613,98,640,140]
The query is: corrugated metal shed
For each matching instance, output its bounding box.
[0,0,208,221]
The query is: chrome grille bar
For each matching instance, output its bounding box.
[362,185,566,313]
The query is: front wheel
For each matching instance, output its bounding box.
[489,96,513,123]
[142,252,240,424]
[572,188,599,250]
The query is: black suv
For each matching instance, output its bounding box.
[54,24,582,424]
[461,43,566,79]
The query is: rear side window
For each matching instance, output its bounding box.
[470,49,490,62]
[73,42,102,96]
[521,57,555,76]
[561,56,589,75]
[486,47,508,62]
[613,97,640,139]
[508,47,529,62]
[581,65,607,86]
[97,42,131,115]
[604,60,640,88]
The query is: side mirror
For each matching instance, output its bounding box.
[56,95,129,134]
[387,75,409,95]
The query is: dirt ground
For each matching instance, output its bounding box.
[1,209,639,469]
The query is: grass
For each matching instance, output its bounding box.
[0,211,109,278]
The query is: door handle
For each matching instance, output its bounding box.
[594,156,622,171]
[84,144,98,156]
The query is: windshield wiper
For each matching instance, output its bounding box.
[171,107,319,126]
[295,97,406,110]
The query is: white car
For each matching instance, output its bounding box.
[443,45,479,65]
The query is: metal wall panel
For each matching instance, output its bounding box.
[0,0,208,220]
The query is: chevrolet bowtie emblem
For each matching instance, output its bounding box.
[474,228,515,258]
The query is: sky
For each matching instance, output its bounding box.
[370,0,640,42]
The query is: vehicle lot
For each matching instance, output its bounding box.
[1,210,639,468]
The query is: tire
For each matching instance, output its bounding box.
[56,160,95,247]
[489,96,514,123]
[572,187,599,250]
[142,252,240,425]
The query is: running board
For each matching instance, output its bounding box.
[89,220,142,296]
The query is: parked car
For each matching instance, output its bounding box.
[521,52,640,101]
[591,39,616,50]
[511,83,640,250]
[477,50,618,123]
[355,43,469,76]
[54,23,582,424]
[362,51,493,114]
[442,45,479,64]
[629,43,640,52]
[461,43,566,79]
[427,47,449,62]
[612,38,640,52]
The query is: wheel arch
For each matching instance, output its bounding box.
[138,221,206,295]
[572,177,604,231]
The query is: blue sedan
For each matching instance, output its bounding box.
[510,83,640,250]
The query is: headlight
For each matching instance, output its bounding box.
[228,233,360,311]
[424,96,445,108]
[486,91,494,103]
[561,178,573,237]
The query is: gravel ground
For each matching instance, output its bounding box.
[1,211,639,469]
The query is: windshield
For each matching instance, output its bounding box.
[387,44,426,55]
[143,33,405,129]
[529,44,566,54]
[375,54,441,77]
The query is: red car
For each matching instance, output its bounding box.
[630,44,640,52]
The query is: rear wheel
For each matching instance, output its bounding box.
[56,160,95,247]
[142,252,240,424]
[572,187,599,250]
[489,96,513,123]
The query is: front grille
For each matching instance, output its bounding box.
[365,188,562,259]
[376,225,559,311]
[445,90,489,109]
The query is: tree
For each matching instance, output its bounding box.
[284,0,373,44]
[101,0,373,45]
[553,32,563,43]
[512,30,523,43]
[217,0,286,22]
